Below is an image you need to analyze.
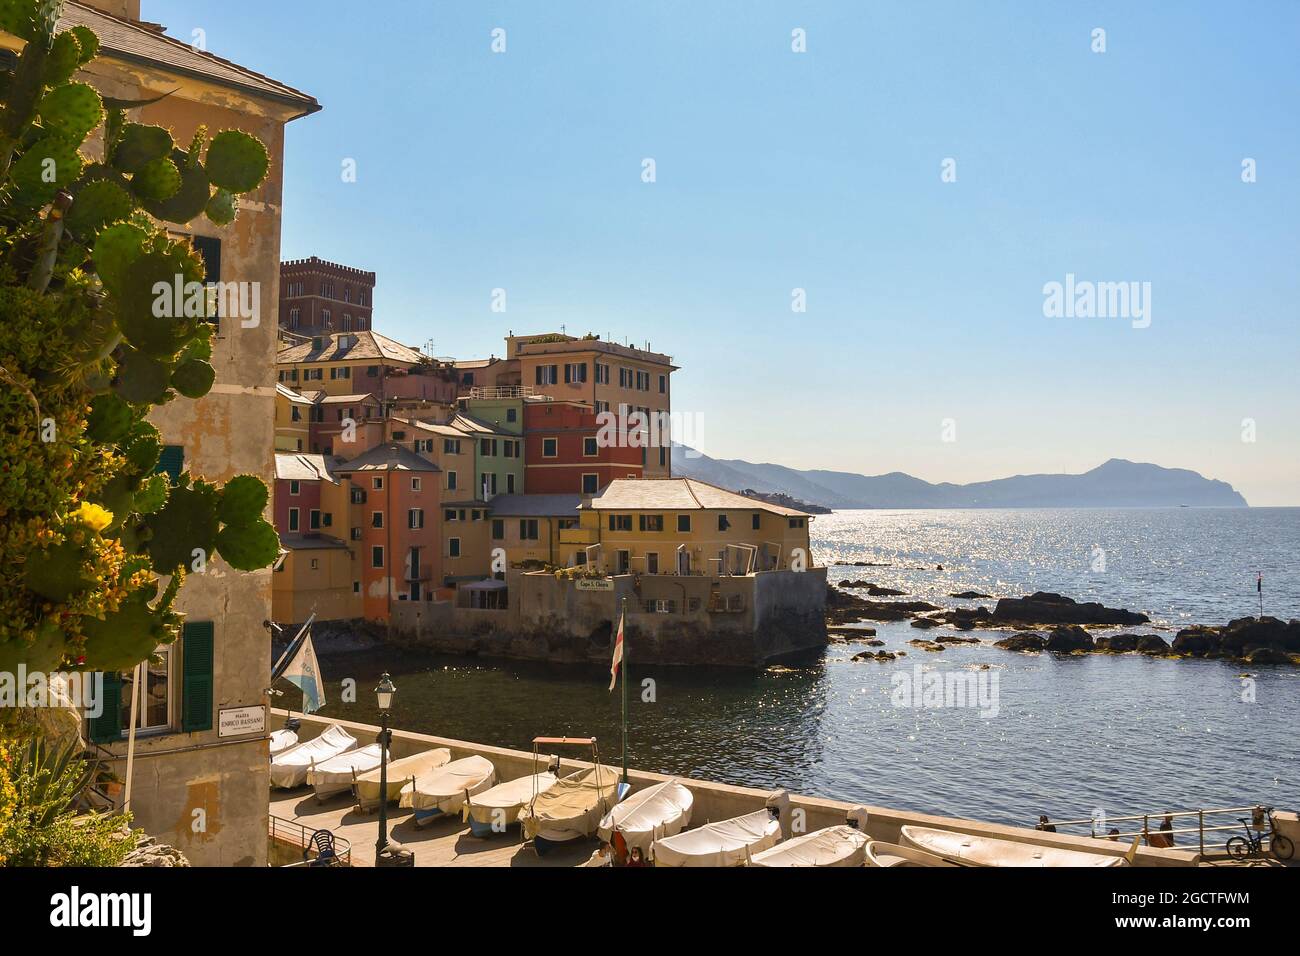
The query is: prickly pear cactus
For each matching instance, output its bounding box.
[0,0,278,681]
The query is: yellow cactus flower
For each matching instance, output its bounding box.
[73,502,113,532]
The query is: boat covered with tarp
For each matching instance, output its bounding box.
[353,748,452,810]
[519,764,625,847]
[270,725,357,789]
[597,779,694,855]
[398,755,496,825]
[465,771,558,836]
[900,826,1128,867]
[748,807,872,867]
[306,743,385,800]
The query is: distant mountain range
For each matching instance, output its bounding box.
[670,448,1249,509]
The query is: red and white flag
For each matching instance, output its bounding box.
[608,612,625,692]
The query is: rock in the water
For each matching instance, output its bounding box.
[907,639,946,652]
[1095,634,1140,653]
[994,633,1047,652]
[934,634,980,644]
[1245,647,1292,665]
[993,592,1148,627]
[1045,625,1094,653]
[910,617,941,629]
[1136,635,1170,655]
[852,649,897,662]
[1171,625,1222,657]
[950,590,993,600]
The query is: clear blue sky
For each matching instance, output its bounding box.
[153,1,1300,504]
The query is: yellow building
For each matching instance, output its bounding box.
[271,535,357,624]
[577,478,813,575]
[486,494,585,569]
[274,383,313,452]
[276,329,429,396]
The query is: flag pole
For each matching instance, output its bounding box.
[620,597,629,785]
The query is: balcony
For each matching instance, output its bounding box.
[558,527,598,545]
[469,385,538,400]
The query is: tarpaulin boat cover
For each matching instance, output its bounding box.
[519,765,623,842]
[269,729,298,756]
[398,755,496,815]
[652,808,781,867]
[269,725,356,789]
[748,825,869,867]
[597,779,694,854]
[307,743,384,792]
[900,826,1128,867]
[354,748,451,808]
[466,772,558,826]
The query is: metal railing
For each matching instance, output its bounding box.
[1041,805,1270,857]
[269,814,352,866]
[468,385,537,400]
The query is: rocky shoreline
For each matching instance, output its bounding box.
[827,584,1300,666]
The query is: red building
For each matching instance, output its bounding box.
[523,400,643,495]
[280,257,375,334]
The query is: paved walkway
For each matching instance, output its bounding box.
[270,788,594,867]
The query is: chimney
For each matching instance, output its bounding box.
[80,1,142,20]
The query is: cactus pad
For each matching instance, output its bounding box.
[216,518,279,571]
[205,188,237,226]
[43,30,83,86]
[112,123,173,173]
[79,591,175,672]
[142,148,213,224]
[129,155,182,201]
[24,540,94,602]
[112,346,172,404]
[85,392,134,443]
[11,135,84,206]
[92,221,148,297]
[217,474,268,527]
[170,357,215,399]
[204,129,269,193]
[38,82,103,142]
[66,177,134,236]
[146,481,220,572]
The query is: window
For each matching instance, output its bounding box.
[310,558,319,570]
[639,514,663,532]
[411,477,422,492]
[502,441,514,459]
[564,362,588,384]
[752,513,761,531]
[444,438,461,454]
[595,363,609,385]
[371,546,384,568]
[289,308,300,328]
[322,308,331,327]
[310,510,321,530]
[448,537,461,558]
[609,514,632,532]
[342,314,352,331]
[447,471,457,491]
[408,509,424,529]
[290,406,302,422]
[288,508,300,532]
[353,581,361,593]
[108,644,173,737]
[367,365,379,377]
[371,511,383,528]
[677,514,691,533]
[506,408,517,423]
[506,474,516,494]
[372,477,383,490]
[582,473,599,494]
[350,527,362,541]
[536,364,558,386]
[659,374,666,394]
[583,437,598,456]
[156,445,184,483]
[519,519,539,540]
[444,509,457,522]
[718,514,730,531]
[289,480,300,496]
[788,517,806,529]
[619,367,631,388]
[350,488,367,504]
[647,552,659,574]
[542,438,558,458]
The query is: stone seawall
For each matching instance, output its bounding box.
[383,567,828,668]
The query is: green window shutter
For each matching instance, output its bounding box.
[156,445,184,483]
[87,673,123,743]
[181,622,215,732]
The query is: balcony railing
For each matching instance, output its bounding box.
[468,385,538,400]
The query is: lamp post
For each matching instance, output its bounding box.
[374,673,395,863]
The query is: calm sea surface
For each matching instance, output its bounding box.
[298,508,1300,830]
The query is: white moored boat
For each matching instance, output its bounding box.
[398,755,496,826]
[519,765,625,851]
[899,826,1129,867]
[307,743,385,800]
[269,729,298,756]
[597,779,694,857]
[270,725,357,789]
[653,808,782,867]
[465,771,558,837]
[865,840,956,867]
[353,748,452,810]
[748,807,872,867]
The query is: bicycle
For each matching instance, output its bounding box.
[1225,806,1295,862]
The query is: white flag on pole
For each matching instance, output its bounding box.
[282,631,325,713]
[608,612,624,692]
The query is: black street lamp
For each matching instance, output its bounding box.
[374,673,395,863]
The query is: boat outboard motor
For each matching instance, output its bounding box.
[765,788,791,839]
[846,806,870,831]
